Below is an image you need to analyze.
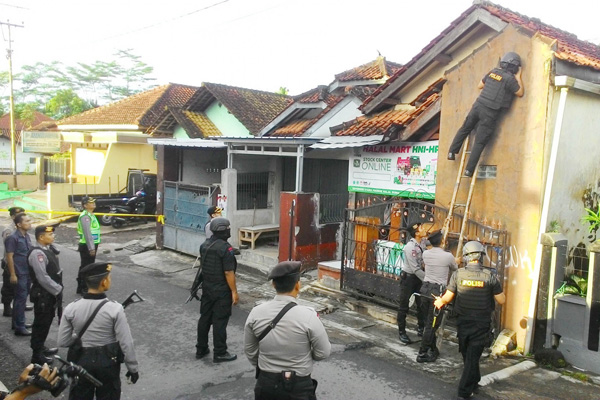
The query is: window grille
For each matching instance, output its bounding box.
[237,172,270,210]
[477,165,497,179]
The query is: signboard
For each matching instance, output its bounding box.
[348,140,438,199]
[22,131,61,153]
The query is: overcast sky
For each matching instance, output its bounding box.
[2,0,599,95]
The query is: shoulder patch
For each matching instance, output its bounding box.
[37,253,45,263]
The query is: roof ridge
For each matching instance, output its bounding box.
[58,84,170,125]
[202,82,291,99]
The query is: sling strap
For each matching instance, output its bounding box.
[258,302,297,342]
[77,299,109,339]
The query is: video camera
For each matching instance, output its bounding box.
[25,355,101,397]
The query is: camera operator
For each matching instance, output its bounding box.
[1,363,58,400]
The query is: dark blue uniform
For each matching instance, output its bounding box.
[196,236,237,357]
[447,264,503,398]
[449,68,521,173]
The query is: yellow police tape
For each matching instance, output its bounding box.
[0,208,165,224]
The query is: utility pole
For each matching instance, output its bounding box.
[1,21,24,189]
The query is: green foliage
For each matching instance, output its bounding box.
[0,49,156,119]
[581,206,600,241]
[45,89,93,119]
[548,220,561,233]
[277,86,289,95]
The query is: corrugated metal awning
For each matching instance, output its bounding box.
[310,135,384,149]
[148,138,227,148]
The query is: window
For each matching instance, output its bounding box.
[477,165,497,179]
[29,157,36,164]
[237,172,271,210]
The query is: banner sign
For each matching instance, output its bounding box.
[348,140,438,199]
[22,131,61,153]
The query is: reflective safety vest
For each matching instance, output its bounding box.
[77,210,101,244]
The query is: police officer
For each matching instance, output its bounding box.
[28,224,62,365]
[397,221,426,344]
[6,213,33,336]
[196,217,239,362]
[416,230,457,363]
[76,197,101,294]
[448,52,524,177]
[204,206,223,239]
[2,207,25,317]
[434,241,505,400]
[58,262,139,400]
[244,261,331,400]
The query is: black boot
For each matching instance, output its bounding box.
[2,303,11,317]
[31,352,53,364]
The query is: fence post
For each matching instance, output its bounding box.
[586,242,600,352]
[536,233,567,351]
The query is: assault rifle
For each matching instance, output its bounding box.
[185,255,202,304]
[122,290,145,309]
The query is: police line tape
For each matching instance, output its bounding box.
[1,208,166,224]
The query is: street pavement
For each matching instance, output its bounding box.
[1,216,599,399]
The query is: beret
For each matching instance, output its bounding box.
[35,224,58,236]
[268,261,301,280]
[81,196,96,205]
[207,206,223,216]
[79,262,112,279]
[8,207,25,216]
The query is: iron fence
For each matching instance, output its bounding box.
[237,171,270,210]
[319,193,347,224]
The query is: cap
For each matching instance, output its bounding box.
[407,221,422,236]
[207,206,223,216]
[8,207,25,216]
[81,196,96,206]
[35,224,57,236]
[79,262,112,279]
[268,261,301,280]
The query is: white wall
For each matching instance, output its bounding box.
[547,87,600,248]
[0,137,40,173]
[181,148,227,185]
[309,97,364,137]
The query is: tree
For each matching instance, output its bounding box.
[277,86,289,95]
[45,89,93,119]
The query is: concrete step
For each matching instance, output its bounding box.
[237,258,271,278]
[239,249,278,267]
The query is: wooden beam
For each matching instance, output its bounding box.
[400,98,441,141]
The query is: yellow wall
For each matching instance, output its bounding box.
[436,25,554,347]
[48,142,157,212]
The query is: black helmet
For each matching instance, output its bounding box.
[462,241,486,263]
[209,217,230,233]
[500,52,521,73]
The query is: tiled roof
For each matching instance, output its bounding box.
[202,83,292,135]
[269,88,345,137]
[183,110,222,138]
[335,57,403,82]
[335,93,440,137]
[0,111,54,142]
[58,84,198,128]
[362,1,600,110]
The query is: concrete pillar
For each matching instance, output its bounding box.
[537,233,567,351]
[586,242,600,351]
[221,168,238,246]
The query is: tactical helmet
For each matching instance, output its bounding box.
[462,240,486,263]
[500,52,521,73]
[209,217,230,233]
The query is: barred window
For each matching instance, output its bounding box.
[477,165,497,179]
[237,172,270,210]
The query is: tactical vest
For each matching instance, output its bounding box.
[477,68,513,110]
[77,210,101,244]
[28,247,62,295]
[454,265,495,320]
[200,238,230,292]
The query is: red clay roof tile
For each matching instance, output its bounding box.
[0,111,54,142]
[335,57,403,82]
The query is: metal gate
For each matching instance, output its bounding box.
[43,157,70,184]
[163,181,218,255]
[340,198,508,330]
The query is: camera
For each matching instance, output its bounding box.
[27,355,101,397]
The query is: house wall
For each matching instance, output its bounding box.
[309,98,364,137]
[396,24,499,105]
[205,101,251,137]
[173,125,188,139]
[48,142,157,211]
[0,137,41,173]
[180,148,227,185]
[220,155,283,247]
[546,87,600,257]
[436,26,554,347]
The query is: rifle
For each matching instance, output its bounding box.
[185,255,203,304]
[122,290,145,309]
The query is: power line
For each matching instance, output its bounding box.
[86,0,230,44]
[0,3,29,10]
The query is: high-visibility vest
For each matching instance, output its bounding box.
[77,210,101,244]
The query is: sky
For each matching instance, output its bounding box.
[2,0,599,96]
